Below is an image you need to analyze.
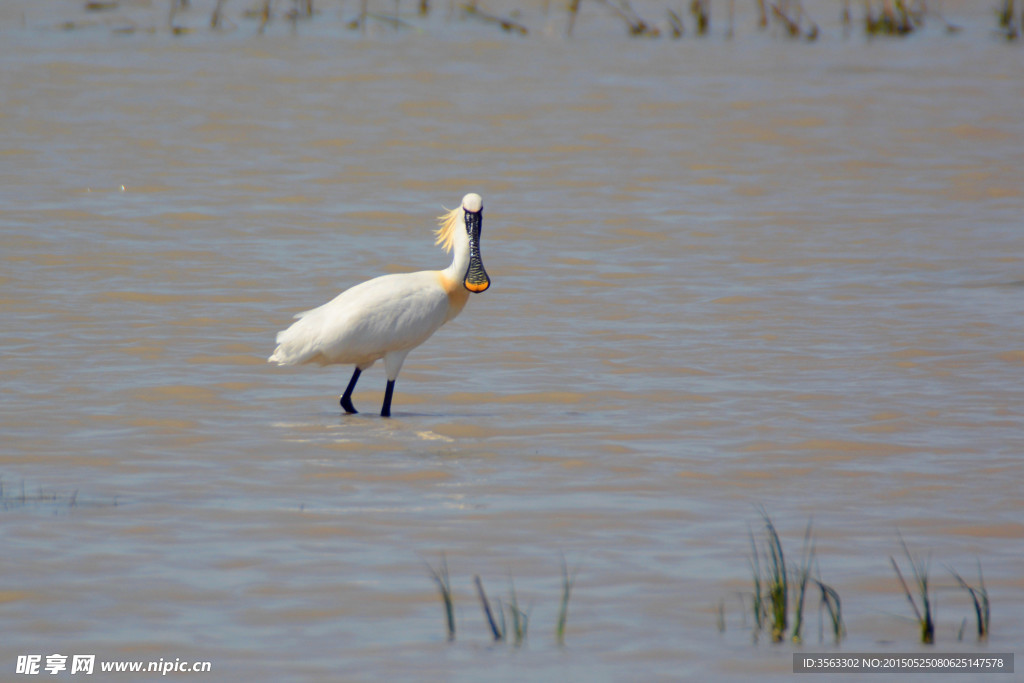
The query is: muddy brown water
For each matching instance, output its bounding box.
[2,1,1022,680]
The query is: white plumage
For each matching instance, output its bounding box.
[268,193,490,417]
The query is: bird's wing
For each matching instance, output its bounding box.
[271,271,450,367]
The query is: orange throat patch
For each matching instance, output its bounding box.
[438,272,470,318]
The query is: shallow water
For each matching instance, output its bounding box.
[2,1,1023,680]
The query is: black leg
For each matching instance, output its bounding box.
[340,367,361,414]
[380,379,395,418]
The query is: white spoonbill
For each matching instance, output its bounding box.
[268,192,491,417]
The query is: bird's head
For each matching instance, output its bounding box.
[461,193,489,293]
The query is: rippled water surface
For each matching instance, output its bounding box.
[2,1,1023,680]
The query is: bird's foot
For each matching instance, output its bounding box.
[340,396,358,414]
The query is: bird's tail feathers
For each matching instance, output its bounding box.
[267,315,323,366]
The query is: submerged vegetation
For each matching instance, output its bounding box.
[889,533,934,644]
[997,0,1020,39]
[425,555,574,647]
[425,554,456,642]
[888,535,991,645]
[950,561,990,641]
[65,0,1022,42]
[0,477,115,513]
[946,561,987,643]
[424,522,992,650]
[555,556,578,647]
[728,516,993,647]
[473,574,531,645]
[744,510,844,644]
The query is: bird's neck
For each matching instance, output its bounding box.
[441,225,470,284]
[438,230,471,322]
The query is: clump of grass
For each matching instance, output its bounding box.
[746,510,843,644]
[689,0,709,35]
[755,0,769,28]
[889,534,934,644]
[565,0,581,37]
[597,0,659,37]
[426,554,456,641]
[768,0,819,41]
[997,0,1015,27]
[997,0,1020,39]
[210,0,227,28]
[474,574,529,645]
[556,557,577,646]
[949,560,989,641]
[747,511,788,641]
[0,477,106,512]
[506,577,529,647]
[864,0,925,37]
[762,512,789,641]
[460,1,529,35]
[666,8,684,38]
[257,0,272,32]
[474,575,503,641]
[790,520,815,643]
[427,557,575,646]
[747,524,765,636]
[85,0,120,10]
[815,566,845,644]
